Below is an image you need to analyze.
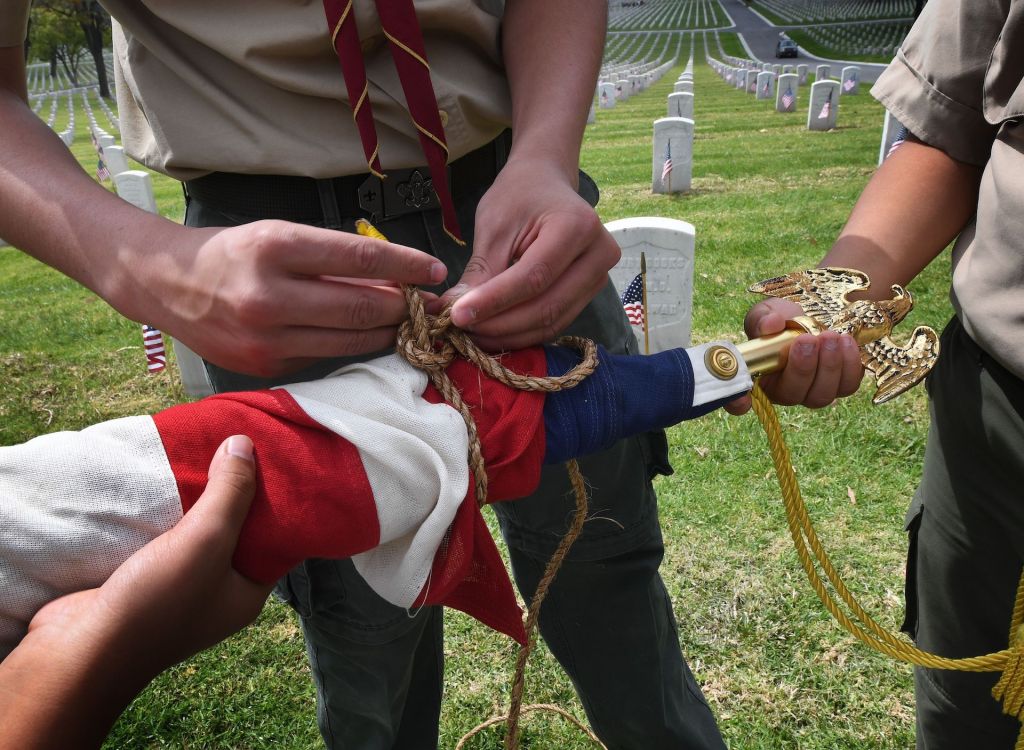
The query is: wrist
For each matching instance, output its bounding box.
[502,148,580,190]
[96,214,188,325]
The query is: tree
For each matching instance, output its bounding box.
[30,6,86,88]
[31,1,112,98]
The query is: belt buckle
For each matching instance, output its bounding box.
[358,166,448,222]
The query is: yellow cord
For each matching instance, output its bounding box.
[750,383,1024,744]
[350,222,1024,741]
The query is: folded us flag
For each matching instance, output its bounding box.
[0,342,750,656]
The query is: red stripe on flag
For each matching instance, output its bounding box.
[153,389,380,584]
[418,347,548,644]
[141,325,166,373]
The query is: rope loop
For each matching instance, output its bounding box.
[357,216,602,749]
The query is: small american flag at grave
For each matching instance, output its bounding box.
[886,125,909,160]
[620,273,644,327]
[661,141,673,187]
[141,325,167,373]
[843,77,856,92]
[781,87,795,111]
[818,90,833,120]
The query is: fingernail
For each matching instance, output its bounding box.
[451,303,477,329]
[841,335,858,350]
[823,337,839,352]
[798,342,815,357]
[430,262,447,284]
[226,435,254,462]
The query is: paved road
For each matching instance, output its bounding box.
[718,0,890,83]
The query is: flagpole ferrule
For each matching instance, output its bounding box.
[736,315,822,376]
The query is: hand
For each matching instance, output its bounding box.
[29,435,270,671]
[724,298,864,415]
[0,436,272,750]
[438,158,621,350]
[122,221,449,377]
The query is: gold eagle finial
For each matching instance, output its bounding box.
[746,268,939,404]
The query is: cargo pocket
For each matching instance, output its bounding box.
[901,493,924,639]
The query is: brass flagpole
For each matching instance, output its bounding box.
[641,252,650,355]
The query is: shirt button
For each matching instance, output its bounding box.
[438,109,449,127]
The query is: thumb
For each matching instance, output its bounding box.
[186,435,257,537]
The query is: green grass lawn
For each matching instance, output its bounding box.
[1,38,941,748]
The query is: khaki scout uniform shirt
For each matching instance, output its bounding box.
[871,0,1024,378]
[2,1,511,180]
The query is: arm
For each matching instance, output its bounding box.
[441,0,621,350]
[731,137,983,413]
[0,45,447,377]
[0,436,270,750]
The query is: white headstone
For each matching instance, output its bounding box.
[102,145,129,177]
[807,80,840,131]
[775,73,798,113]
[587,102,596,124]
[756,71,775,100]
[747,70,759,94]
[606,217,696,354]
[840,65,861,95]
[673,80,693,94]
[667,92,694,119]
[98,134,115,149]
[797,64,809,85]
[652,117,694,195]
[735,70,747,90]
[815,64,831,81]
[772,64,782,75]
[598,82,616,109]
[114,170,158,214]
[878,110,908,165]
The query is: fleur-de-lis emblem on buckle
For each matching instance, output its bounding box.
[396,170,435,209]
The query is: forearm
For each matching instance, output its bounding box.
[821,137,983,297]
[0,626,145,749]
[501,0,605,181]
[0,46,182,322]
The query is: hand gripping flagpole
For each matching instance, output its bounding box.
[735,267,1024,745]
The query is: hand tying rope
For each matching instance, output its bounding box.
[356,219,607,749]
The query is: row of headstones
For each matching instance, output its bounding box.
[81,89,120,138]
[601,31,690,82]
[596,57,675,110]
[801,19,909,56]
[602,113,912,356]
[754,0,913,23]
[608,0,726,31]
[707,55,861,131]
[652,60,695,195]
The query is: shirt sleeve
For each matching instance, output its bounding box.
[870,0,1005,166]
[0,1,30,48]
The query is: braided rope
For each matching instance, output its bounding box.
[356,219,605,749]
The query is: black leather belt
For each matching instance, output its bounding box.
[184,129,511,224]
